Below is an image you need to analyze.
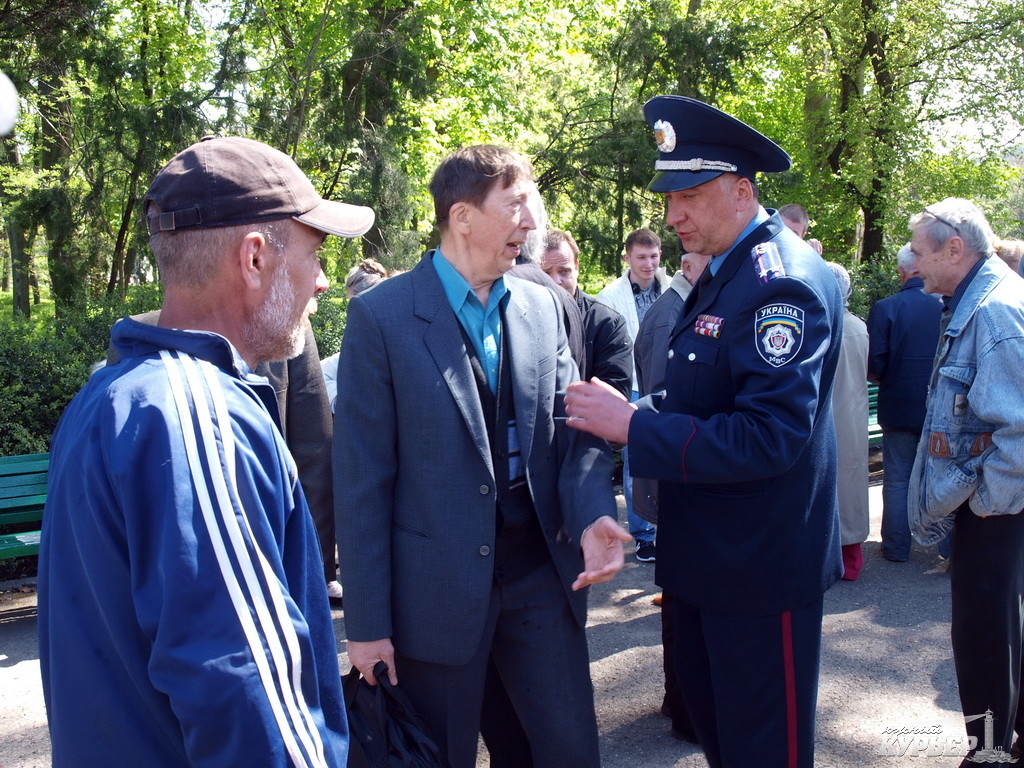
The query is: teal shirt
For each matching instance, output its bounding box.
[432,249,509,393]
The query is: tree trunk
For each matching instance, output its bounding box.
[861,177,886,264]
[37,55,78,313]
[1,240,8,291]
[7,209,30,318]
[107,139,148,294]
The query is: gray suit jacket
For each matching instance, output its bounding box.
[334,254,616,666]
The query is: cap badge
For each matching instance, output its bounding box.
[653,120,676,153]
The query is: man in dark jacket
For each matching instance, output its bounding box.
[337,145,629,768]
[631,249,709,745]
[867,243,942,562]
[565,96,843,768]
[540,229,633,398]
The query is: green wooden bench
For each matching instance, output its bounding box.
[868,383,883,447]
[0,452,49,560]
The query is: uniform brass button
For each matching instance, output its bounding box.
[667,349,675,359]
[688,352,696,361]
[479,484,489,494]
[479,545,491,556]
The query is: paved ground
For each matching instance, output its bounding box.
[1,482,968,767]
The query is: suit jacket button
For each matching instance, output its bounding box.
[479,484,489,495]
[688,352,696,361]
[667,349,675,359]
[479,545,491,556]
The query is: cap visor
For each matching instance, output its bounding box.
[294,200,375,238]
[648,170,724,193]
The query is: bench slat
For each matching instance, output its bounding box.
[0,531,41,559]
[0,453,50,474]
[0,479,48,499]
[0,452,49,561]
[867,383,883,447]
[0,504,46,524]
[0,470,48,491]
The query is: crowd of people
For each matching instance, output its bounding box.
[35,93,1024,768]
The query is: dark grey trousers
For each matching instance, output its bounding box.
[394,559,599,768]
[950,503,1024,753]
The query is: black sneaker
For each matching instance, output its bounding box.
[636,540,656,562]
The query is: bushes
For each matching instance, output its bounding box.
[309,287,348,358]
[0,284,164,457]
[850,258,901,321]
[0,281,354,457]
[0,318,94,456]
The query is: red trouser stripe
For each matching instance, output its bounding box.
[680,416,697,482]
[781,610,798,768]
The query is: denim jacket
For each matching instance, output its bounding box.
[909,256,1024,545]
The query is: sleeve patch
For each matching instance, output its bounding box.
[750,242,786,284]
[755,304,804,366]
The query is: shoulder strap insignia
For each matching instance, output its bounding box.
[750,242,786,284]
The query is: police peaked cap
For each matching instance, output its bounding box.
[643,96,791,193]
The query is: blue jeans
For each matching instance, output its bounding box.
[881,430,918,560]
[625,391,656,544]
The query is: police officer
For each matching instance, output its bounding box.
[565,96,844,768]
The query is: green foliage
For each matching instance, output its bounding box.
[0,284,163,456]
[0,317,92,456]
[3,0,1024,452]
[309,289,349,359]
[849,257,900,321]
[705,0,1024,263]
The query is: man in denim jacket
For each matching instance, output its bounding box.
[908,198,1024,764]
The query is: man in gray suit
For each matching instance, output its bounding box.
[335,144,629,768]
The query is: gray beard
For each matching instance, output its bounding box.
[242,269,305,365]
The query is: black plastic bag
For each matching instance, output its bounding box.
[344,662,451,768]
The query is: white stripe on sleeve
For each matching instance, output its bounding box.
[160,350,327,768]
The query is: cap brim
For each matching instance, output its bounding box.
[648,170,724,193]
[294,200,375,238]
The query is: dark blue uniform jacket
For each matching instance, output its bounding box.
[866,276,942,434]
[629,212,844,616]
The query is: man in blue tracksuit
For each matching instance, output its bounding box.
[566,96,843,768]
[38,137,374,767]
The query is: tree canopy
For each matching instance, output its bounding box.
[3,0,1024,318]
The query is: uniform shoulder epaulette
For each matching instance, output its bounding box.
[750,242,786,285]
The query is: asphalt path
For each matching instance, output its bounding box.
[1,481,967,767]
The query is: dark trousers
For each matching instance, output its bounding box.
[949,504,1024,752]
[661,592,697,739]
[394,560,600,768]
[480,657,533,768]
[668,592,824,768]
[480,593,700,764]
[880,429,919,561]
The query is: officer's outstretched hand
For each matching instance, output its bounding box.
[573,515,631,590]
[565,378,636,444]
